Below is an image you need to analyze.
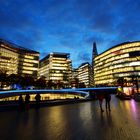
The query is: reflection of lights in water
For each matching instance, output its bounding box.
[49,107,63,122]
[123,100,137,120]
[45,107,66,135]
[80,103,92,122]
[130,100,136,116]
[124,101,131,111]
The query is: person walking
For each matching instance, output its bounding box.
[104,93,111,111]
[35,94,41,108]
[25,94,30,110]
[18,95,24,110]
[97,93,104,112]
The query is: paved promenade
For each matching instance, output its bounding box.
[0,95,140,140]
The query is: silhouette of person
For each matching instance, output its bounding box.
[18,95,24,110]
[104,93,111,111]
[97,93,104,112]
[25,94,30,110]
[35,94,41,108]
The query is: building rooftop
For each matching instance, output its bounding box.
[78,62,91,68]
[96,41,140,56]
[0,38,39,54]
[40,52,70,62]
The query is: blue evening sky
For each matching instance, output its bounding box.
[0,0,140,67]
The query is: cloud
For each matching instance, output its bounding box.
[0,0,140,67]
[77,52,91,62]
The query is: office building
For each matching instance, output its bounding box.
[0,39,39,77]
[93,41,140,86]
[78,62,93,87]
[39,52,72,87]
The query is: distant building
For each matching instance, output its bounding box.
[72,68,78,79]
[39,52,72,87]
[93,41,140,86]
[78,62,93,87]
[71,68,79,88]
[92,42,98,86]
[0,39,39,77]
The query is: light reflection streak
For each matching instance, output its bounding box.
[130,100,137,119]
[123,100,137,121]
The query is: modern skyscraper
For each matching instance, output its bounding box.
[92,42,98,86]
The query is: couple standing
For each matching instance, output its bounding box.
[97,92,111,112]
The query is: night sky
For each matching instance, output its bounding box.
[0,0,140,67]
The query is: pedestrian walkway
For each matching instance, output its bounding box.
[0,95,140,140]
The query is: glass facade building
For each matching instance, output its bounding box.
[0,39,39,77]
[39,52,72,87]
[78,62,93,87]
[94,41,140,86]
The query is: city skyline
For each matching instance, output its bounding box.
[0,0,140,67]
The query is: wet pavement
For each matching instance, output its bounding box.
[0,95,140,140]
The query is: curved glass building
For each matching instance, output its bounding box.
[93,41,140,86]
[0,39,39,77]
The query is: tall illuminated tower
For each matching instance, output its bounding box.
[92,42,98,86]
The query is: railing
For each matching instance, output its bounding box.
[0,87,117,99]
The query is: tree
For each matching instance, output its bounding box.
[79,82,86,88]
[117,77,124,87]
[20,75,35,89]
[70,78,79,88]
[7,74,19,87]
[0,72,7,88]
[35,77,46,89]
[57,80,64,89]
[47,80,55,89]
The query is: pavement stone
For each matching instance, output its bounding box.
[0,95,140,140]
